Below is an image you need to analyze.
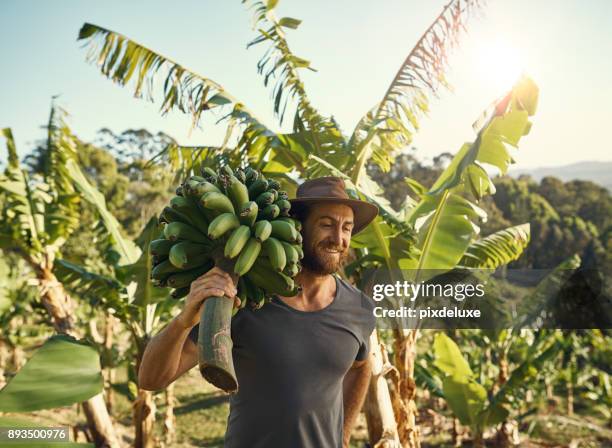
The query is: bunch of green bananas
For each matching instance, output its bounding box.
[150,165,303,311]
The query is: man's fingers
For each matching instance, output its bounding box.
[192,280,237,299]
[192,271,229,287]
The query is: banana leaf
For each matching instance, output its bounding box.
[0,335,103,412]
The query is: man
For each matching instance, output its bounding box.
[139,176,379,448]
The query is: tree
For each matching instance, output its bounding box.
[0,106,140,447]
[56,218,177,448]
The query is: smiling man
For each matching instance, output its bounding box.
[138,176,379,448]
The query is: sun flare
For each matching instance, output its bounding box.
[476,39,524,92]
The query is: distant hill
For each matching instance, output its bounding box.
[509,161,612,190]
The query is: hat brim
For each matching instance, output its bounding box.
[289,198,379,235]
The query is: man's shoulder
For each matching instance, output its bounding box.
[336,275,376,311]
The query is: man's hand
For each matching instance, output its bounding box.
[176,267,240,329]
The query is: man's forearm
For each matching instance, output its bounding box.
[138,317,193,390]
[342,359,372,447]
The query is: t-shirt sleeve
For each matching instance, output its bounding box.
[355,292,377,361]
[188,324,199,345]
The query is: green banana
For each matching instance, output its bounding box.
[169,196,194,216]
[293,243,304,259]
[176,185,184,196]
[166,261,213,289]
[244,167,259,185]
[247,262,295,296]
[159,206,191,225]
[184,196,210,234]
[150,239,174,256]
[164,221,209,243]
[171,287,190,300]
[234,238,262,276]
[224,225,251,259]
[183,179,203,196]
[295,232,303,244]
[234,169,246,184]
[238,201,258,227]
[253,220,272,242]
[267,179,281,190]
[152,254,168,265]
[189,175,206,183]
[201,166,217,179]
[248,179,268,199]
[200,191,235,215]
[270,220,298,243]
[277,190,289,201]
[151,259,182,280]
[255,191,275,208]
[152,278,168,288]
[277,217,302,232]
[233,277,249,315]
[170,196,209,234]
[221,165,234,177]
[169,241,210,269]
[259,204,280,220]
[189,181,222,197]
[283,263,299,277]
[207,213,240,240]
[226,175,250,210]
[262,237,286,272]
[275,199,291,216]
[281,241,299,265]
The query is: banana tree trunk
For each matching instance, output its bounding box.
[494,352,519,447]
[133,388,157,448]
[473,432,485,448]
[363,330,400,447]
[452,418,463,447]
[390,329,420,448]
[566,379,574,416]
[104,314,116,415]
[0,339,8,388]
[38,267,120,448]
[82,394,122,448]
[163,383,176,445]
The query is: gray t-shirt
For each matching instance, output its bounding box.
[189,274,376,448]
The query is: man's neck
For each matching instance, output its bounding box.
[277,268,337,312]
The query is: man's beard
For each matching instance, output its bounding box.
[301,238,348,275]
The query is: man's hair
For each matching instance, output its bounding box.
[290,204,311,225]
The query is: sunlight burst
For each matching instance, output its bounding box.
[476,39,524,92]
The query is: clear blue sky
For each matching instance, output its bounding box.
[1,0,611,168]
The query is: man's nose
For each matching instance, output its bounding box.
[331,225,343,246]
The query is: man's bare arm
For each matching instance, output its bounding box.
[138,318,198,390]
[138,268,238,390]
[342,357,372,448]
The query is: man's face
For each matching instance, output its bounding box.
[301,203,354,275]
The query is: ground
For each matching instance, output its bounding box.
[2,366,609,447]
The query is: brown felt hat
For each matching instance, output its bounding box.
[289,176,379,235]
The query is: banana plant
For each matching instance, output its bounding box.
[0,334,104,448]
[56,217,177,448]
[0,105,140,448]
[433,331,561,447]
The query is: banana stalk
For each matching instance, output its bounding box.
[197,253,239,393]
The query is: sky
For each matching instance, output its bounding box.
[1,0,611,169]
